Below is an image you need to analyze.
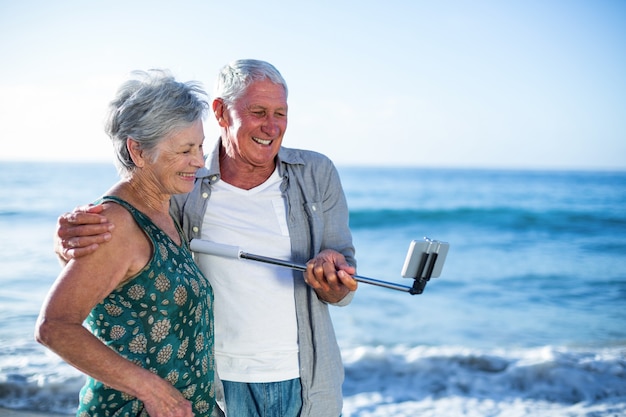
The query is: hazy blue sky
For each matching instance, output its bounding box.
[1,0,625,169]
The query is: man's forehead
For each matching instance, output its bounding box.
[240,88,288,109]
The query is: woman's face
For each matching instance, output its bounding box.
[147,118,205,195]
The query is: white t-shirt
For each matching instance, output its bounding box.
[195,168,299,383]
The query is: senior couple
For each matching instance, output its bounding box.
[38,59,358,417]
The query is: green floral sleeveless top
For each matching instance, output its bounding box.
[77,196,216,417]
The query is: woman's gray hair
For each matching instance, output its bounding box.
[214,59,288,105]
[105,69,209,177]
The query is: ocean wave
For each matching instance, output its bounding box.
[0,210,57,222]
[341,345,626,405]
[348,207,626,237]
[2,344,624,415]
[0,343,83,415]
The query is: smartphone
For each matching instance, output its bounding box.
[401,238,449,279]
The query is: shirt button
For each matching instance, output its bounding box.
[192,226,199,233]
[202,192,209,199]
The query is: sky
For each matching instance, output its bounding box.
[1,0,625,170]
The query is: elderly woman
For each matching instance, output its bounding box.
[35,70,219,417]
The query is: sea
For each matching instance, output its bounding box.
[0,161,625,416]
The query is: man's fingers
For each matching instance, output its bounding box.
[322,262,342,290]
[306,262,340,292]
[305,262,324,290]
[63,211,108,226]
[62,243,101,259]
[65,228,112,246]
[305,255,358,294]
[57,222,114,240]
[57,204,108,230]
[337,270,358,291]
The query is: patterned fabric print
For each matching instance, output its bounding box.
[77,196,215,417]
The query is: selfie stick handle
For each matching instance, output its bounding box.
[189,239,414,293]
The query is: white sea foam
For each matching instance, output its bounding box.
[2,342,624,415]
[341,345,626,416]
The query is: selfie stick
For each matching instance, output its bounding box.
[189,238,448,295]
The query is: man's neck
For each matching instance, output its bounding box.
[219,152,277,190]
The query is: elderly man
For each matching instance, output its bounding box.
[56,59,358,417]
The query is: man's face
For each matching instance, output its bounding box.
[220,79,288,169]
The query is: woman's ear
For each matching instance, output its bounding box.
[127,138,145,168]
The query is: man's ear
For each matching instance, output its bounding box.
[127,138,145,167]
[213,98,229,127]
